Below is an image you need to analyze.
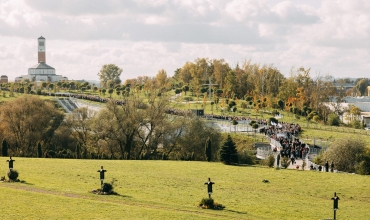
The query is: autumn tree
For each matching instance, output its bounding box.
[65,107,96,158]
[0,95,64,157]
[135,92,173,158]
[156,69,168,88]
[213,59,230,89]
[98,64,123,88]
[92,98,144,159]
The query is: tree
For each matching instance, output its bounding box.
[76,143,81,159]
[0,95,64,157]
[327,113,340,126]
[232,119,238,132]
[156,69,168,87]
[349,105,361,122]
[98,64,123,88]
[108,88,114,98]
[277,100,284,110]
[182,85,189,95]
[205,137,212,162]
[323,139,366,173]
[219,135,238,165]
[65,107,96,158]
[92,98,143,159]
[355,78,369,96]
[176,117,221,161]
[37,142,42,158]
[356,149,370,175]
[1,139,8,156]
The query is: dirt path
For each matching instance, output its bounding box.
[0,183,250,220]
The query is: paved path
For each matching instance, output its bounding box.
[287,158,307,169]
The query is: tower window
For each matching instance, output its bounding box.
[39,42,44,46]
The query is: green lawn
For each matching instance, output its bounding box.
[1,157,369,219]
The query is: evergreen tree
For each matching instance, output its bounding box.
[37,142,42,158]
[1,139,8,156]
[205,137,212,162]
[219,135,238,165]
[76,143,81,159]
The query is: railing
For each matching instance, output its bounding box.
[68,99,78,109]
[269,138,283,150]
[61,100,74,111]
[55,98,71,113]
[256,146,272,159]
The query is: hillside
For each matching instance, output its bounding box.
[1,158,369,219]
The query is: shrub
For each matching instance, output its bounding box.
[350,120,362,129]
[356,150,370,175]
[281,156,290,169]
[327,113,340,126]
[238,150,255,165]
[101,183,113,193]
[261,154,275,168]
[313,150,324,165]
[7,169,19,181]
[199,198,214,209]
[199,198,225,210]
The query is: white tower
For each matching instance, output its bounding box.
[38,36,46,63]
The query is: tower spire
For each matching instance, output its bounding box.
[38,36,46,63]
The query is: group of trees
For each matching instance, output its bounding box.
[119,59,369,125]
[0,80,95,96]
[0,94,233,162]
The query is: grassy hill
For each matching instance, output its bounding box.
[1,157,369,219]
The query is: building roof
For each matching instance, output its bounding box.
[38,36,45,39]
[29,62,55,70]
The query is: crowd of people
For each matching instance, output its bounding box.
[262,121,310,166]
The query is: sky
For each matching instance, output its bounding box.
[1,0,370,82]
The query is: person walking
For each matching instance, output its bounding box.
[325,161,329,172]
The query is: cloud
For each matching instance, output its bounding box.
[0,0,370,82]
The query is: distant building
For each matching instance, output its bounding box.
[0,75,8,83]
[15,36,68,83]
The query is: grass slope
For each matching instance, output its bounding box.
[1,157,369,219]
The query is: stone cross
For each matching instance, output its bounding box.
[203,77,218,101]
[6,156,15,170]
[331,192,340,219]
[204,177,215,198]
[97,166,107,186]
